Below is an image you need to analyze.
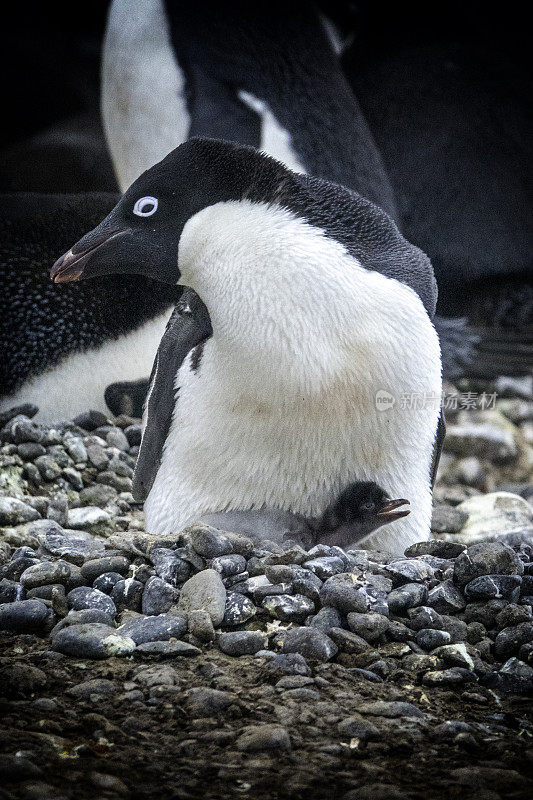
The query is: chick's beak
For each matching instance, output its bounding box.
[376,498,410,521]
[50,228,130,283]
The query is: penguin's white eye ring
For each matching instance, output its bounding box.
[133,196,158,217]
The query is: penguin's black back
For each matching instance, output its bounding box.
[0,193,179,396]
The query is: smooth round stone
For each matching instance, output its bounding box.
[177,569,226,626]
[429,506,469,535]
[319,573,368,613]
[67,586,116,617]
[185,687,236,717]
[111,579,143,612]
[27,584,65,601]
[223,592,257,626]
[328,627,370,654]
[2,556,39,581]
[141,576,175,615]
[264,565,294,584]
[218,630,267,656]
[34,455,61,481]
[416,628,452,650]
[73,410,110,431]
[64,436,87,463]
[281,627,338,662]
[52,623,135,659]
[0,598,53,632]
[262,593,314,622]
[87,443,109,469]
[7,415,43,444]
[454,542,524,588]
[387,582,428,614]
[93,572,124,595]
[464,574,522,602]
[51,608,116,635]
[17,442,46,460]
[20,560,71,589]
[116,614,187,644]
[338,714,380,741]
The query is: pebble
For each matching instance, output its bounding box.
[111,579,144,612]
[150,548,191,586]
[178,568,227,625]
[135,640,201,657]
[189,525,235,558]
[319,573,368,613]
[141,576,175,615]
[186,687,236,717]
[385,558,435,585]
[0,598,53,632]
[282,627,338,662]
[67,678,116,699]
[218,630,267,656]
[264,653,310,677]
[188,609,216,642]
[416,628,452,650]
[430,505,469,534]
[93,572,124,595]
[0,497,40,525]
[52,623,135,658]
[262,593,314,621]
[303,556,345,580]
[67,586,116,616]
[357,700,425,718]
[67,506,111,529]
[454,542,524,587]
[223,592,257,626]
[236,724,291,752]
[20,561,70,588]
[117,614,186,644]
[80,556,130,582]
[387,582,428,614]
[427,579,466,613]
[346,612,389,643]
[464,574,522,601]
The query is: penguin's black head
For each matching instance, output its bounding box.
[51,138,286,285]
[321,481,410,531]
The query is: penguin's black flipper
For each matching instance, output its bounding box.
[431,411,446,489]
[132,290,212,503]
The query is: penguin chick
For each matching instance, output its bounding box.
[286,481,410,550]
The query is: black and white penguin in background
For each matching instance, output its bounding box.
[51,139,442,555]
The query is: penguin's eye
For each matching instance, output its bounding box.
[360,501,375,513]
[133,196,158,217]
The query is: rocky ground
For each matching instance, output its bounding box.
[1,376,532,800]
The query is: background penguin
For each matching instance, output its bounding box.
[0,193,179,421]
[51,138,442,555]
[102,0,531,384]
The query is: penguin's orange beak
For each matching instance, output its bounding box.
[51,228,130,283]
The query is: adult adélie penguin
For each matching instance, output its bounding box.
[51,138,443,555]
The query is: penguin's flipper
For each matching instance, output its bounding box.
[430,411,446,489]
[132,289,212,503]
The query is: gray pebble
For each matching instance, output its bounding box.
[387,582,428,614]
[186,687,236,717]
[281,626,338,662]
[308,606,342,633]
[319,573,369,613]
[454,542,524,588]
[223,592,257,626]
[347,612,389,643]
[218,630,267,656]
[111,578,143,612]
[20,561,70,589]
[81,556,130,582]
[52,622,135,659]
[117,614,187,644]
[177,568,226,625]
[141,576,175,615]
[67,586,116,617]
[0,497,40,526]
[464,574,522,602]
[262,593,314,622]
[416,628,452,650]
[0,598,53,632]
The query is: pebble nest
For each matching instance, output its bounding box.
[1,377,532,799]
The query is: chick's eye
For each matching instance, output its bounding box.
[133,196,158,217]
[360,501,375,513]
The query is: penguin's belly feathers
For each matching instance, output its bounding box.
[144,201,441,553]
